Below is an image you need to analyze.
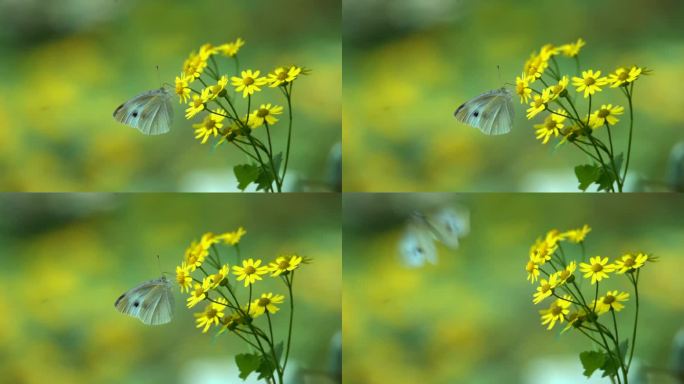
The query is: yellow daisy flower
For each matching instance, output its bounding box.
[540,295,572,330]
[175,73,191,104]
[218,227,247,245]
[250,293,285,318]
[195,298,227,333]
[176,262,193,293]
[609,66,643,88]
[562,307,587,333]
[182,51,207,80]
[529,236,557,264]
[515,72,532,104]
[200,232,220,250]
[562,225,591,243]
[185,92,208,120]
[548,76,569,101]
[249,104,283,128]
[231,69,268,98]
[553,261,577,286]
[232,258,269,287]
[193,109,226,144]
[199,43,218,60]
[525,260,540,283]
[534,110,566,144]
[572,69,608,98]
[596,290,629,314]
[579,256,615,284]
[187,282,209,308]
[217,37,245,57]
[590,104,624,128]
[614,253,649,274]
[524,53,548,79]
[559,38,585,57]
[206,265,230,289]
[268,65,302,87]
[526,89,551,120]
[206,76,228,100]
[539,43,560,60]
[269,254,303,277]
[533,275,559,304]
[185,240,208,271]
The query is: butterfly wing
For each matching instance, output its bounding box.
[114,88,173,135]
[426,207,470,249]
[115,277,174,325]
[454,88,514,135]
[398,220,438,268]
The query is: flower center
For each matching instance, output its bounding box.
[552,84,563,93]
[541,282,551,292]
[277,72,288,81]
[279,260,291,270]
[584,77,596,86]
[256,108,270,118]
[551,305,563,316]
[623,257,635,267]
[206,120,216,129]
[618,72,629,81]
[591,263,603,272]
[207,308,217,318]
[525,261,535,273]
[559,270,570,280]
[258,298,271,307]
[545,120,557,129]
[603,295,615,305]
[244,77,255,86]
[245,266,256,274]
[598,109,610,118]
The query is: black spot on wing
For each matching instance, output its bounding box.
[473,111,479,117]
[132,111,138,117]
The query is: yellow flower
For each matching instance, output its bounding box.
[525,260,540,283]
[218,227,247,245]
[614,253,649,274]
[182,51,207,80]
[559,38,585,57]
[206,265,230,289]
[548,76,569,101]
[596,290,629,314]
[195,298,227,333]
[268,65,302,87]
[250,293,285,318]
[529,236,557,264]
[572,69,608,98]
[552,261,577,286]
[533,275,558,304]
[231,70,268,98]
[579,256,615,284]
[562,307,587,333]
[524,52,548,80]
[534,110,566,144]
[269,254,303,277]
[540,295,572,330]
[199,43,218,60]
[185,240,208,271]
[562,225,591,243]
[206,76,228,100]
[175,73,191,104]
[526,89,551,119]
[193,110,226,144]
[539,44,560,60]
[185,92,208,120]
[249,104,284,128]
[232,258,269,287]
[609,66,643,88]
[187,282,209,308]
[217,37,245,57]
[589,104,624,128]
[200,232,220,250]
[515,72,532,104]
[176,262,193,293]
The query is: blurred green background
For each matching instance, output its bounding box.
[342,0,684,192]
[343,193,684,383]
[0,193,341,384]
[0,0,340,191]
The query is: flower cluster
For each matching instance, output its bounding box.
[175,39,307,192]
[176,227,306,382]
[517,39,651,192]
[525,225,657,381]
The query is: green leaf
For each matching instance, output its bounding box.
[580,350,606,378]
[255,342,284,379]
[235,353,261,380]
[255,165,274,191]
[271,152,283,176]
[575,164,601,191]
[233,164,260,190]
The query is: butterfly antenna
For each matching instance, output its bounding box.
[156,65,162,88]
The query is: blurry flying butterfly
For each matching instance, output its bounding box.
[398,207,470,268]
[454,87,514,135]
[113,87,173,135]
[115,275,174,325]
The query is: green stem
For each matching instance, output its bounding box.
[266,312,284,383]
[611,309,629,383]
[264,122,282,192]
[605,123,623,192]
[627,270,640,369]
[282,273,295,373]
[621,83,635,184]
[280,83,294,186]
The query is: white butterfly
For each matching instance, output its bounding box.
[398,207,470,268]
[454,87,514,135]
[113,87,174,135]
[115,275,175,325]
